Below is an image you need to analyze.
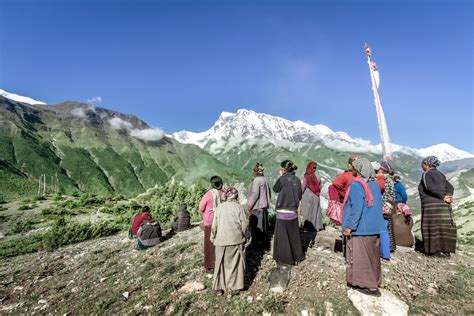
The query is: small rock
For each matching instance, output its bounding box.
[122,292,130,301]
[263,312,271,316]
[301,310,309,316]
[100,277,108,283]
[178,281,206,294]
[38,300,47,305]
[247,296,253,303]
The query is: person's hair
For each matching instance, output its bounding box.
[253,162,264,177]
[210,175,223,190]
[281,160,297,172]
[142,205,151,213]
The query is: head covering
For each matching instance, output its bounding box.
[380,161,393,173]
[348,155,359,165]
[142,205,151,213]
[371,161,381,171]
[253,163,265,177]
[281,160,297,172]
[422,156,441,168]
[223,187,239,200]
[393,174,401,182]
[304,161,321,195]
[210,175,223,190]
[352,158,375,179]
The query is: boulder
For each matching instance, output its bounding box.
[347,288,409,316]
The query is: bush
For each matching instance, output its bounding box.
[10,219,36,235]
[18,204,35,211]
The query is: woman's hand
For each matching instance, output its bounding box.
[343,228,351,236]
[443,196,453,204]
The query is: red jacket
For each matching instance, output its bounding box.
[331,171,355,201]
[131,212,152,236]
[376,175,386,192]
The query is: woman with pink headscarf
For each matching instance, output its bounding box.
[301,161,324,232]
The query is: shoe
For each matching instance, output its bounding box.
[216,290,224,296]
[357,287,381,297]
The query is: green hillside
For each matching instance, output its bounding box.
[0,97,244,201]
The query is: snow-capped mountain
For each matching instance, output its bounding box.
[0,88,46,105]
[172,109,380,154]
[172,109,473,162]
[416,143,474,162]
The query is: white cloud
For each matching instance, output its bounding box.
[87,96,102,105]
[108,117,133,130]
[107,116,164,142]
[70,108,87,118]
[130,128,165,141]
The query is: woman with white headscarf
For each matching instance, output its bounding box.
[211,187,249,295]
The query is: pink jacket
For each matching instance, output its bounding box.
[199,190,223,226]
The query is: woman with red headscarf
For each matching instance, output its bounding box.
[300,161,324,232]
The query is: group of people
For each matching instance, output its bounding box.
[130,154,457,298]
[130,204,192,251]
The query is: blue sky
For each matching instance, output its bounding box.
[0,0,472,152]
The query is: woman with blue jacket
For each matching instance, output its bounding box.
[342,158,387,297]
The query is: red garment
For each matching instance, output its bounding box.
[342,177,374,211]
[328,185,340,201]
[131,212,151,236]
[304,161,321,196]
[331,171,356,201]
[376,175,386,192]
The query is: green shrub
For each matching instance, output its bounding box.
[10,219,36,235]
[0,206,7,212]
[18,204,35,211]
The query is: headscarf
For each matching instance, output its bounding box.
[380,161,393,173]
[253,163,265,177]
[342,158,374,208]
[393,174,401,182]
[422,156,440,168]
[304,161,321,195]
[223,187,239,201]
[348,155,359,165]
[371,161,381,171]
[353,158,376,179]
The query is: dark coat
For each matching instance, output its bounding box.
[273,172,302,211]
[172,205,191,232]
[418,169,454,202]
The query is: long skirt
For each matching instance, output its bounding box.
[204,225,215,271]
[213,243,246,291]
[346,235,381,289]
[301,190,324,232]
[273,218,304,265]
[250,208,269,246]
[421,199,457,254]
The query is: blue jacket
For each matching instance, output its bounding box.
[394,182,408,204]
[342,180,387,236]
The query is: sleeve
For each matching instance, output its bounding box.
[423,171,447,199]
[446,179,454,196]
[297,178,303,201]
[344,183,365,231]
[240,206,249,234]
[273,177,282,193]
[199,191,211,213]
[210,207,218,243]
[246,181,260,211]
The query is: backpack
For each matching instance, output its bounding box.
[326,200,343,226]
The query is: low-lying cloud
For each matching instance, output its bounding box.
[87,96,102,105]
[70,106,96,118]
[108,116,164,142]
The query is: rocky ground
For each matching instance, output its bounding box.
[0,226,473,315]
